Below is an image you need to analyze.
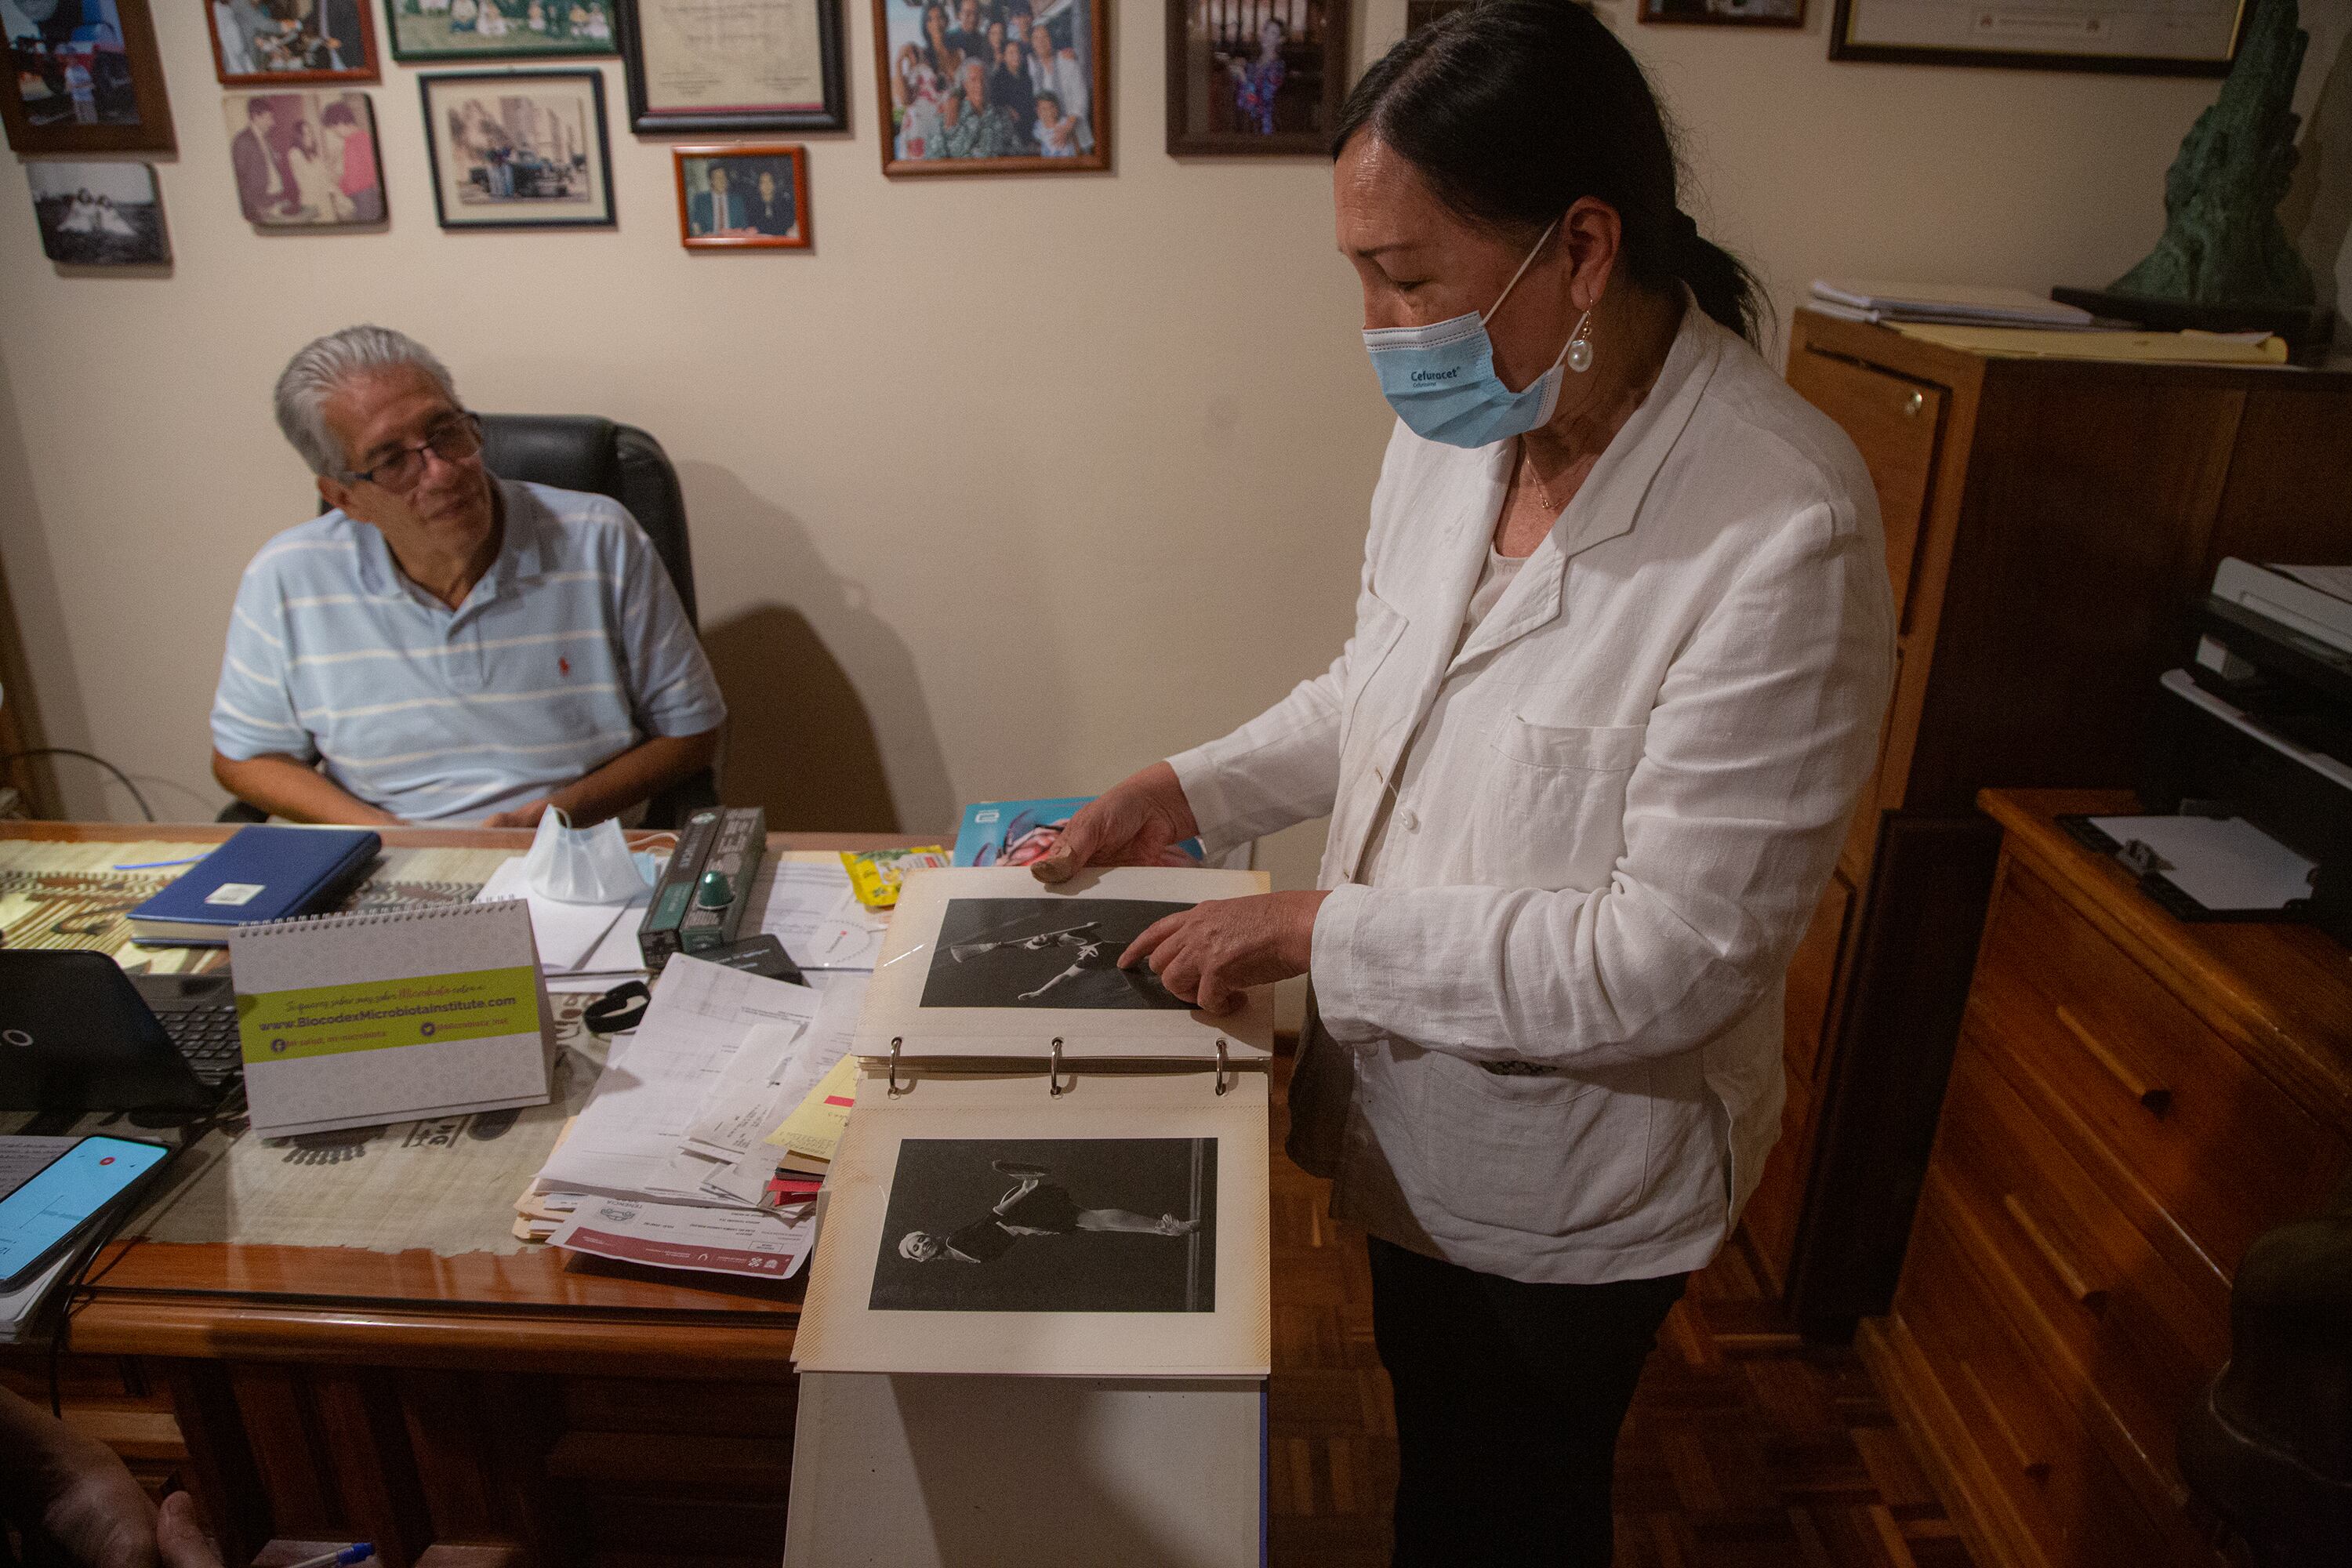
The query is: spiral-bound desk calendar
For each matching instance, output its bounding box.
[227,900,557,1138]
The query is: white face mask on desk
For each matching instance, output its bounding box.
[521,807,651,904]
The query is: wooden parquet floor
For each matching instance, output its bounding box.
[1266,1061,1984,1568]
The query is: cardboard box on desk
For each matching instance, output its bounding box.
[228,899,557,1138]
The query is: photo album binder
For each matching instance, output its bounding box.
[227,900,557,1138]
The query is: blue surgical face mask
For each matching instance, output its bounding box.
[1363,220,1570,448]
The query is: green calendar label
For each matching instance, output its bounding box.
[235,965,539,1065]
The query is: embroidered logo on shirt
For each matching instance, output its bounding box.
[558,656,571,676]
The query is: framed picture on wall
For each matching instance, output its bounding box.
[1639,0,1799,27]
[873,0,1109,176]
[223,89,384,225]
[383,0,618,61]
[1166,1,1348,157]
[1,0,176,154]
[419,67,614,227]
[25,158,169,263]
[209,0,380,84]
[673,142,808,248]
[619,0,845,133]
[1829,0,2242,73]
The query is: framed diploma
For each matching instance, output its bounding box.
[619,0,847,132]
[1829,0,2246,74]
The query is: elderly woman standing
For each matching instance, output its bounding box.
[1036,3,1895,1561]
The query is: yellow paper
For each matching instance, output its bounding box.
[1890,321,2288,365]
[766,1054,858,1162]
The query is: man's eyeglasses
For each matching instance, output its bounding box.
[343,413,485,492]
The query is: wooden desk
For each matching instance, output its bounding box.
[0,822,927,1568]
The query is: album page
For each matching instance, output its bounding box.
[854,866,1276,1062]
[792,1067,1270,1378]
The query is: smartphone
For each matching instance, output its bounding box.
[0,1135,171,1291]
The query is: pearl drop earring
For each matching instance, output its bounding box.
[1566,310,1594,374]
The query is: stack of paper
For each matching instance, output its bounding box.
[1809,279,2093,329]
[521,956,871,1279]
[477,855,655,993]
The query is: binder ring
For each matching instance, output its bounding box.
[1214,1039,1232,1096]
[1048,1037,1067,1098]
[888,1036,906,1097]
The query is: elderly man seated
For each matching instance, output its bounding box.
[210,325,724,826]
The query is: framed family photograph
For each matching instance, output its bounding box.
[1167,0,1348,157]
[223,89,383,225]
[673,143,808,249]
[1639,0,1799,25]
[208,0,379,83]
[874,0,1108,176]
[419,67,613,227]
[1,0,175,154]
[620,0,845,134]
[383,0,617,61]
[26,158,169,263]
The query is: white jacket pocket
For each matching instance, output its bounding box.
[1478,718,1646,888]
[1403,1051,1652,1236]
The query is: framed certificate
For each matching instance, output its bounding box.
[619,0,847,132]
[1829,0,2246,74]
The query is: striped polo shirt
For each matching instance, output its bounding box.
[211,479,726,823]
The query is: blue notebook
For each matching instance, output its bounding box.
[127,826,381,946]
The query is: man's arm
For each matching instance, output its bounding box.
[481,727,718,829]
[211,751,401,826]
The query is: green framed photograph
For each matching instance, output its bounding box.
[383,0,618,61]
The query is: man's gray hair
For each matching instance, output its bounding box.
[273,325,459,477]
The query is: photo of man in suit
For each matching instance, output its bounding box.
[230,95,294,221]
[686,161,743,236]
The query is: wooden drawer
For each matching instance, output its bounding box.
[1787,348,1944,624]
[1783,868,1854,1088]
[1933,1043,2223,1518]
[1896,1178,2190,1568]
[1973,858,2351,1283]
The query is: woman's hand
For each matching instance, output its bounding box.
[1120,890,1329,1014]
[1031,762,1201,883]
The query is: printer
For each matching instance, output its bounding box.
[2140,557,2352,944]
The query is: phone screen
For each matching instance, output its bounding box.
[0,1136,169,1287]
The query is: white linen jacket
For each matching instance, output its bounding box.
[1167,303,1896,1284]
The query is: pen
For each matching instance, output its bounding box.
[281,1545,373,1568]
[112,857,205,870]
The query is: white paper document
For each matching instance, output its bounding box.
[532,956,821,1203]
[756,856,887,971]
[550,1196,815,1279]
[477,855,643,972]
[2090,814,2320,913]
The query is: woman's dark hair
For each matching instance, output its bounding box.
[1334,0,1761,345]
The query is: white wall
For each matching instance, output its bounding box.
[4,0,2345,879]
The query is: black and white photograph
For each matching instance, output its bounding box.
[875,0,1108,174]
[27,158,169,263]
[921,898,1194,1011]
[870,1136,1218,1313]
[419,67,612,227]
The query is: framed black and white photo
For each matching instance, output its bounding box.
[1640,0,1799,27]
[1166,0,1348,157]
[874,0,1108,175]
[26,158,169,263]
[673,141,808,248]
[419,67,613,227]
[620,0,844,134]
[1829,0,2242,73]
[223,89,384,225]
[208,0,380,85]
[2,0,175,154]
[383,0,617,62]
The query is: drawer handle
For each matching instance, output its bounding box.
[2001,1192,2108,1314]
[2053,1006,2172,1118]
[1903,390,1925,416]
[1958,1360,2050,1483]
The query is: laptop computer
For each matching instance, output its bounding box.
[0,951,239,1113]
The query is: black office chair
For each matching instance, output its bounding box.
[223,414,719,828]
[2176,1177,2352,1567]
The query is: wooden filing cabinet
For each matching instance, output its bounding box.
[1861,789,2352,1568]
[1751,314,2352,1334]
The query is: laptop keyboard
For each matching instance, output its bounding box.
[157,1004,243,1087]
